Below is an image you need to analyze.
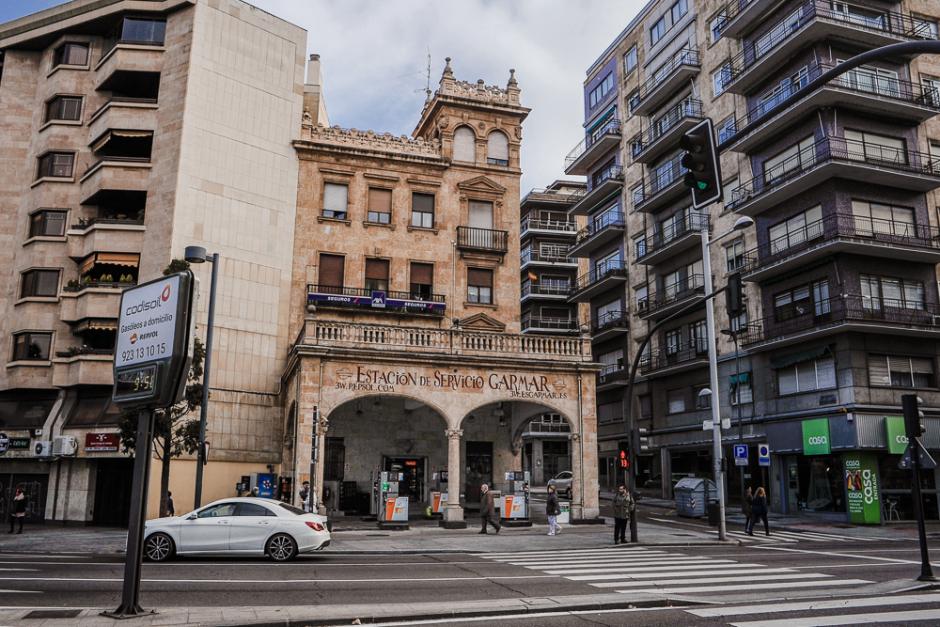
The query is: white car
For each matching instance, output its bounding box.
[547,470,573,498]
[143,497,330,562]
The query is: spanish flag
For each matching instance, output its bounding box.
[528,271,538,282]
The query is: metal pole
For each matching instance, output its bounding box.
[106,409,154,617]
[911,440,936,581]
[733,333,745,503]
[193,253,219,509]
[701,228,727,541]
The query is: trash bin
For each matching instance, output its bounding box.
[674,477,718,518]
[707,501,720,526]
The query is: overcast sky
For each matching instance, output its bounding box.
[2,0,644,191]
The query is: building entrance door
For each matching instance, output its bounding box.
[384,457,426,504]
[93,459,133,526]
[465,441,493,506]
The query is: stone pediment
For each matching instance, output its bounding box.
[457,176,506,196]
[459,312,506,332]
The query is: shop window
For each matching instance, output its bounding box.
[322,182,348,220]
[467,268,493,304]
[868,355,934,388]
[453,126,476,163]
[777,357,835,395]
[411,193,434,228]
[409,262,433,299]
[367,188,392,224]
[20,269,59,298]
[37,152,74,179]
[29,210,67,237]
[486,131,509,166]
[667,389,686,414]
[45,95,82,123]
[11,331,52,361]
[364,258,389,292]
[53,42,88,68]
[318,253,344,290]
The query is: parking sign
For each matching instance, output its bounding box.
[758,443,770,467]
[733,444,748,466]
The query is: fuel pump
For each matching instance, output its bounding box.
[500,471,532,527]
[377,470,409,529]
[430,469,448,517]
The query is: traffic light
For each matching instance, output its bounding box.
[726,272,744,314]
[617,441,631,470]
[903,394,926,440]
[680,118,723,209]
[637,427,650,453]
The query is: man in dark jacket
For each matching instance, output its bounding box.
[546,485,562,536]
[612,485,634,544]
[479,484,500,534]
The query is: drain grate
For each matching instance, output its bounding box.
[24,610,82,619]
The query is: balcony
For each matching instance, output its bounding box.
[637,274,705,320]
[296,319,592,365]
[640,343,709,377]
[591,310,629,343]
[567,211,625,258]
[597,363,628,389]
[727,136,940,217]
[456,226,509,254]
[80,158,151,204]
[520,214,577,239]
[564,117,622,176]
[306,284,446,317]
[88,97,158,143]
[636,212,708,266]
[718,0,784,38]
[726,0,935,95]
[60,288,122,323]
[520,248,577,269]
[630,48,701,116]
[568,258,628,302]
[52,352,114,387]
[521,187,587,209]
[633,155,688,213]
[738,295,940,352]
[95,46,164,90]
[521,315,579,334]
[631,98,704,164]
[741,213,940,282]
[67,219,145,261]
[521,280,572,302]
[568,166,624,216]
[724,63,940,153]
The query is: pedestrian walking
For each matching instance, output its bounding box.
[748,487,770,536]
[546,484,562,536]
[612,485,634,544]
[478,484,500,534]
[9,487,25,534]
[166,491,175,517]
[742,486,753,534]
[299,481,310,512]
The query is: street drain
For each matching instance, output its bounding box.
[366,533,390,537]
[24,610,82,619]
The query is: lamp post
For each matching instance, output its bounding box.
[184,245,220,510]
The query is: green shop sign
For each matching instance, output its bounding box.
[885,416,908,455]
[802,418,831,455]
[844,452,880,524]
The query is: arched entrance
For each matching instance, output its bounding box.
[323,395,448,516]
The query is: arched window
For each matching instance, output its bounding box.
[487,131,509,166]
[453,126,476,163]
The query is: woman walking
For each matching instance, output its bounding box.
[546,485,562,536]
[749,487,769,536]
[742,486,753,534]
[9,487,25,534]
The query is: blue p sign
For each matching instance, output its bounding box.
[733,444,748,466]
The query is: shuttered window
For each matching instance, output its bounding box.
[487,132,509,166]
[318,254,345,289]
[467,268,493,304]
[45,96,82,123]
[778,357,836,395]
[323,183,348,219]
[410,262,433,299]
[453,126,476,162]
[367,188,392,224]
[411,193,434,228]
[869,355,934,388]
[365,258,389,292]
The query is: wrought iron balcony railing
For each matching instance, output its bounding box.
[639,342,709,374]
[456,226,509,253]
[630,98,704,157]
[572,258,627,293]
[564,117,622,170]
[521,315,578,331]
[637,274,705,316]
[636,212,708,262]
[592,309,628,333]
[574,211,625,246]
[630,48,700,108]
[307,284,446,316]
[520,214,577,235]
[633,154,687,208]
[522,280,571,297]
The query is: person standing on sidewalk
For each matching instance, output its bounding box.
[748,487,769,536]
[166,491,175,517]
[612,485,634,544]
[9,487,25,534]
[546,485,562,536]
[479,484,500,534]
[742,486,753,534]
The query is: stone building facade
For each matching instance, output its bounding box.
[0,0,306,522]
[283,60,600,525]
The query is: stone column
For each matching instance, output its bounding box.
[569,432,584,520]
[442,428,467,528]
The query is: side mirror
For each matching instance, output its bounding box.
[186,514,198,521]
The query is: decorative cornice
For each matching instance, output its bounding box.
[299,124,442,160]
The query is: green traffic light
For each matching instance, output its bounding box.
[697,181,709,191]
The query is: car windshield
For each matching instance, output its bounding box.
[197,502,237,518]
[278,502,305,516]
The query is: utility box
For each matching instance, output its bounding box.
[674,477,717,518]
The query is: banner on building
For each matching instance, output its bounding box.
[885,416,908,455]
[844,452,880,524]
[802,418,831,455]
[85,433,120,452]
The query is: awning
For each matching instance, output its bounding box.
[72,319,118,334]
[91,129,153,152]
[729,372,751,386]
[80,252,140,274]
[769,345,830,369]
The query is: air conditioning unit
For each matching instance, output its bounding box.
[53,436,78,456]
[34,440,52,457]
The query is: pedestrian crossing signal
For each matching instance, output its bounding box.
[618,441,630,469]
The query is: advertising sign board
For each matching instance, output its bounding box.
[885,416,908,455]
[85,433,120,452]
[802,418,831,455]
[844,452,880,524]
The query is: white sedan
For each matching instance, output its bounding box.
[143,497,330,562]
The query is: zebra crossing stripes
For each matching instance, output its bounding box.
[714,528,895,544]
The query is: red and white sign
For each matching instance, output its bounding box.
[85,433,120,452]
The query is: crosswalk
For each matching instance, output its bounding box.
[647,517,903,544]
[482,546,871,596]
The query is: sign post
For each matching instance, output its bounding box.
[105,272,196,618]
[758,443,770,467]
[733,444,748,467]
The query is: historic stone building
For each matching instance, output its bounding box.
[282,60,599,525]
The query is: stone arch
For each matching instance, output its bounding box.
[452,125,477,163]
[324,392,450,428]
[457,399,576,432]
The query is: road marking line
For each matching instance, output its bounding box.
[0,575,561,584]
[548,562,758,576]
[628,578,871,594]
[501,552,673,564]
[485,548,656,559]
[730,608,940,627]
[611,573,831,587]
[350,605,688,626]
[752,545,918,563]
[688,592,940,617]
[587,568,796,584]
[508,557,694,567]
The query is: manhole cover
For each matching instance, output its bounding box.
[24,610,82,619]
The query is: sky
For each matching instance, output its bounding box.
[1,0,644,191]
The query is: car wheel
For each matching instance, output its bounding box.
[266,533,297,562]
[144,533,175,562]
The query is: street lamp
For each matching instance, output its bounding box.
[700,214,753,541]
[184,245,220,510]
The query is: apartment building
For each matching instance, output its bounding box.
[0,0,307,523]
[283,60,600,525]
[573,0,940,522]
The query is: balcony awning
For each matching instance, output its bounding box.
[91,129,154,152]
[72,319,119,334]
[769,345,830,369]
[729,372,751,386]
[80,252,140,274]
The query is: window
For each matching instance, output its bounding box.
[768,205,822,255]
[763,136,815,184]
[923,75,940,107]
[716,115,736,144]
[197,502,237,518]
[689,319,708,354]
[322,182,348,220]
[712,61,732,96]
[730,309,748,333]
[318,253,345,289]
[468,200,494,231]
[633,234,647,259]
[467,268,493,304]
[596,299,622,325]
[650,16,667,46]
[665,328,682,355]
[721,177,739,206]
[366,188,392,224]
[774,280,829,320]
[731,373,753,405]
[20,270,59,298]
[37,152,74,179]
[45,96,82,123]
[599,349,624,376]
[851,200,914,237]
[869,355,934,388]
[861,275,924,311]
[914,15,938,39]
[588,73,615,110]
[411,193,434,228]
[627,89,640,116]
[118,17,166,45]
[635,284,649,311]
[623,45,638,74]
[53,42,89,67]
[754,6,804,59]
[11,331,52,361]
[539,242,567,259]
[486,131,509,166]
[777,356,836,395]
[725,239,745,272]
[670,0,688,26]
[667,389,686,413]
[29,210,66,237]
[410,262,433,299]
[639,394,652,419]
[839,63,900,98]
[453,126,476,162]
[695,385,711,409]
[364,258,390,292]
[236,503,275,517]
[844,129,906,164]
[756,67,809,118]
[710,7,728,42]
